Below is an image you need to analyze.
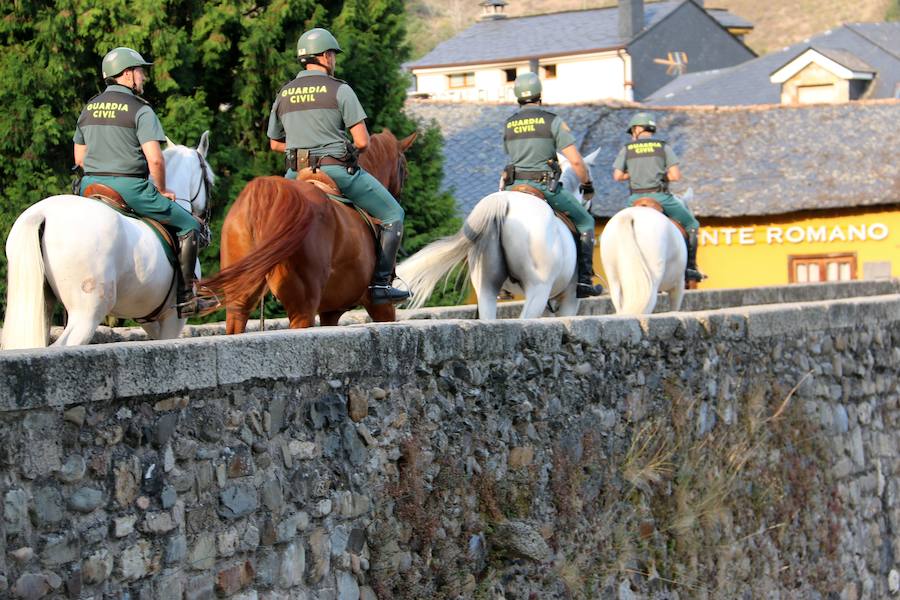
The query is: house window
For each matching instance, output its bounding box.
[542,64,557,79]
[789,253,856,283]
[503,68,517,83]
[797,84,836,104]
[448,72,475,89]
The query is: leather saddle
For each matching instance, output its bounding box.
[633,197,687,239]
[83,183,178,254]
[297,169,380,236]
[508,183,578,234]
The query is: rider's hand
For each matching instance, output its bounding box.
[161,190,176,201]
[579,181,595,202]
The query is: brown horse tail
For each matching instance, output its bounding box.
[200,177,317,299]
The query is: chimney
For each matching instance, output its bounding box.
[479,0,509,21]
[618,0,644,40]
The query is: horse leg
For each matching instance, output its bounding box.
[519,283,553,319]
[667,285,685,312]
[364,303,396,323]
[148,313,188,340]
[269,267,319,329]
[52,311,103,346]
[319,310,345,327]
[469,244,507,321]
[226,309,252,335]
[556,287,580,317]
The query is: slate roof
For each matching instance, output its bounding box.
[404,99,900,219]
[647,23,900,105]
[805,47,875,74]
[406,1,749,68]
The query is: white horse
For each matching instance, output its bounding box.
[398,148,601,319]
[1,132,214,349]
[599,192,692,315]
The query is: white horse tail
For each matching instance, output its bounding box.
[616,211,656,315]
[398,193,509,309]
[2,206,50,349]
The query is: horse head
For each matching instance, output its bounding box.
[162,131,215,220]
[558,146,602,208]
[360,129,417,198]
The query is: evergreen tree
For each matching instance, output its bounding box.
[0,0,459,318]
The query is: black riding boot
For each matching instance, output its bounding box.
[576,231,603,298]
[175,231,219,317]
[685,230,706,282]
[370,222,411,305]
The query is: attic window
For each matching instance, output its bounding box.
[542,64,557,79]
[448,72,474,89]
[504,68,517,83]
[797,84,836,104]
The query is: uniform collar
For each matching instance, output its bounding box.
[297,69,328,78]
[105,84,135,95]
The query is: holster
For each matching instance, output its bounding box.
[546,159,562,193]
[285,148,310,172]
[501,164,516,188]
[343,141,360,175]
[71,166,83,196]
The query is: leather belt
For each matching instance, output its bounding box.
[515,169,550,181]
[316,156,349,167]
[85,171,149,178]
[631,186,663,194]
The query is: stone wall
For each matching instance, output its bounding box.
[1,292,899,599]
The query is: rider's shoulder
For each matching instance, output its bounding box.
[131,94,152,107]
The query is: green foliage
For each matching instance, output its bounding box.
[888,0,900,20]
[0,0,459,321]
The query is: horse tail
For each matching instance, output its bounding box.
[201,177,315,300]
[2,206,50,349]
[398,193,509,309]
[616,211,656,315]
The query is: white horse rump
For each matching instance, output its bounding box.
[600,206,686,315]
[398,191,577,319]
[2,133,214,349]
[398,148,602,320]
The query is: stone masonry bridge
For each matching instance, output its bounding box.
[1,280,898,599]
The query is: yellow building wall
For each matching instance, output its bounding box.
[592,207,900,290]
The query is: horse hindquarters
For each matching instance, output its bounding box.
[601,209,659,315]
[2,206,50,349]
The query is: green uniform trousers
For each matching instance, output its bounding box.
[81,175,199,237]
[507,180,594,234]
[285,166,405,226]
[629,192,699,232]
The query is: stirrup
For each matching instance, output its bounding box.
[685,268,706,282]
[369,284,410,305]
[176,287,221,318]
[576,282,603,298]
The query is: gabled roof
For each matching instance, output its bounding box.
[406,1,750,69]
[647,23,900,105]
[404,99,900,219]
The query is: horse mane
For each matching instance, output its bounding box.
[360,130,402,197]
[200,177,317,299]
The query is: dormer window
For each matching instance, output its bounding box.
[770,47,874,104]
[479,0,508,21]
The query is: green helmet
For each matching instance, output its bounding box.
[627,112,657,133]
[513,72,542,102]
[297,28,342,60]
[102,47,152,79]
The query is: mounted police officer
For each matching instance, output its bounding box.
[501,72,602,298]
[612,113,705,282]
[73,47,214,317]
[266,27,409,305]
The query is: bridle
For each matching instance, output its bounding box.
[395,152,409,197]
[175,149,214,243]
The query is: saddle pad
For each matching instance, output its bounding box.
[633,197,687,239]
[509,185,577,234]
[86,193,177,264]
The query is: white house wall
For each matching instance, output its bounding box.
[412,52,629,104]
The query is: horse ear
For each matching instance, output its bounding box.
[583,147,602,167]
[198,131,210,158]
[165,136,175,149]
[399,132,418,153]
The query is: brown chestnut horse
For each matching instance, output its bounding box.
[202,130,416,333]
